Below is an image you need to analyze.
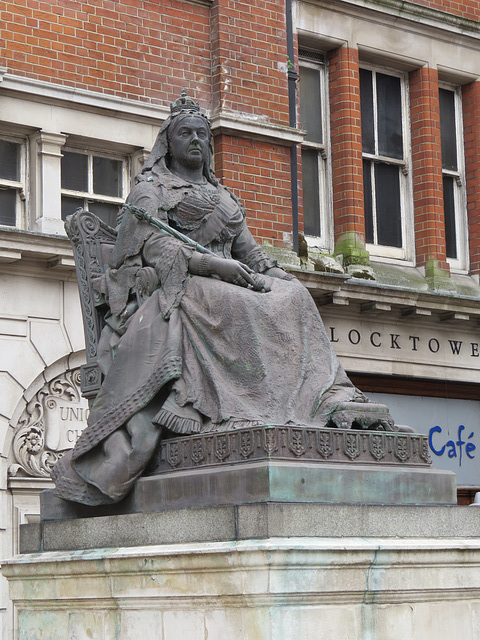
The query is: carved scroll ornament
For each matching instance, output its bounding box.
[9,369,87,478]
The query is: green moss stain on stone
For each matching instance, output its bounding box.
[372,264,429,291]
[424,259,456,292]
[333,233,371,267]
[19,611,69,640]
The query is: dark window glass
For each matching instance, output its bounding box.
[439,89,457,172]
[376,73,403,159]
[61,195,83,221]
[0,189,17,225]
[360,69,374,154]
[93,156,121,197]
[62,152,88,191]
[443,176,457,259]
[0,140,20,181]
[375,163,402,247]
[301,149,321,237]
[300,67,323,144]
[363,160,374,244]
[90,201,120,228]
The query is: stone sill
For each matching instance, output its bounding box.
[2,227,479,323]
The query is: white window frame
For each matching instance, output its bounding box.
[299,53,333,251]
[0,133,27,230]
[360,63,414,264]
[439,83,469,273]
[60,144,129,221]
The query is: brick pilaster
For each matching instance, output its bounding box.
[328,46,365,244]
[462,80,480,275]
[210,0,293,247]
[409,67,449,272]
[210,0,290,124]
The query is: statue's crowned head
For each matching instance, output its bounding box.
[139,89,217,185]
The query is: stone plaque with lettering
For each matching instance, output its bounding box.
[322,313,480,383]
[9,369,89,478]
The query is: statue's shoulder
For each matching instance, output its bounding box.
[220,184,246,221]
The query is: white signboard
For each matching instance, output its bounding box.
[369,392,480,486]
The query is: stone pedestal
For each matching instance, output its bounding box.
[4,426,467,639]
[5,530,480,640]
[40,426,457,522]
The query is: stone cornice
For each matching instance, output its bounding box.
[295,269,480,326]
[0,72,305,146]
[299,0,480,39]
[0,69,169,125]
[1,227,479,323]
[210,112,305,146]
[0,228,74,274]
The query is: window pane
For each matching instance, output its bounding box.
[90,201,120,228]
[0,189,17,225]
[363,160,374,244]
[62,152,88,191]
[376,73,403,159]
[299,66,323,144]
[0,140,20,181]
[375,163,402,247]
[61,195,83,221]
[93,156,121,197]
[439,89,457,172]
[443,175,457,259]
[301,148,321,236]
[360,69,375,154]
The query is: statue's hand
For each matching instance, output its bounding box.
[210,257,270,292]
[263,266,296,281]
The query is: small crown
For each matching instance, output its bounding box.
[170,88,200,115]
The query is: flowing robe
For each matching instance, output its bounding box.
[52,170,359,505]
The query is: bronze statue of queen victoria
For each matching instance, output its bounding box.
[53,91,395,506]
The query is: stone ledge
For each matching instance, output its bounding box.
[7,536,480,640]
[23,503,480,554]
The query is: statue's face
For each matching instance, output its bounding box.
[169,116,210,171]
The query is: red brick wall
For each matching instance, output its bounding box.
[328,46,365,243]
[409,0,480,20]
[1,0,212,105]
[2,0,294,246]
[214,136,292,246]
[210,0,290,125]
[463,81,480,275]
[209,0,292,246]
[409,67,449,270]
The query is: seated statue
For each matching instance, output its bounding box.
[53,90,395,506]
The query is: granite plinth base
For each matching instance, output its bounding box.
[21,502,480,553]
[6,536,480,640]
[41,425,456,522]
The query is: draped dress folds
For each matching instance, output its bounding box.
[52,169,359,505]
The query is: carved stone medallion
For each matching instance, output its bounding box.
[9,368,89,478]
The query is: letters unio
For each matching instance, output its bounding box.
[60,406,90,422]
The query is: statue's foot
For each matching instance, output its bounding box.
[328,401,396,432]
[396,424,418,433]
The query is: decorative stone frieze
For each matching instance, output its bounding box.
[153,425,432,473]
